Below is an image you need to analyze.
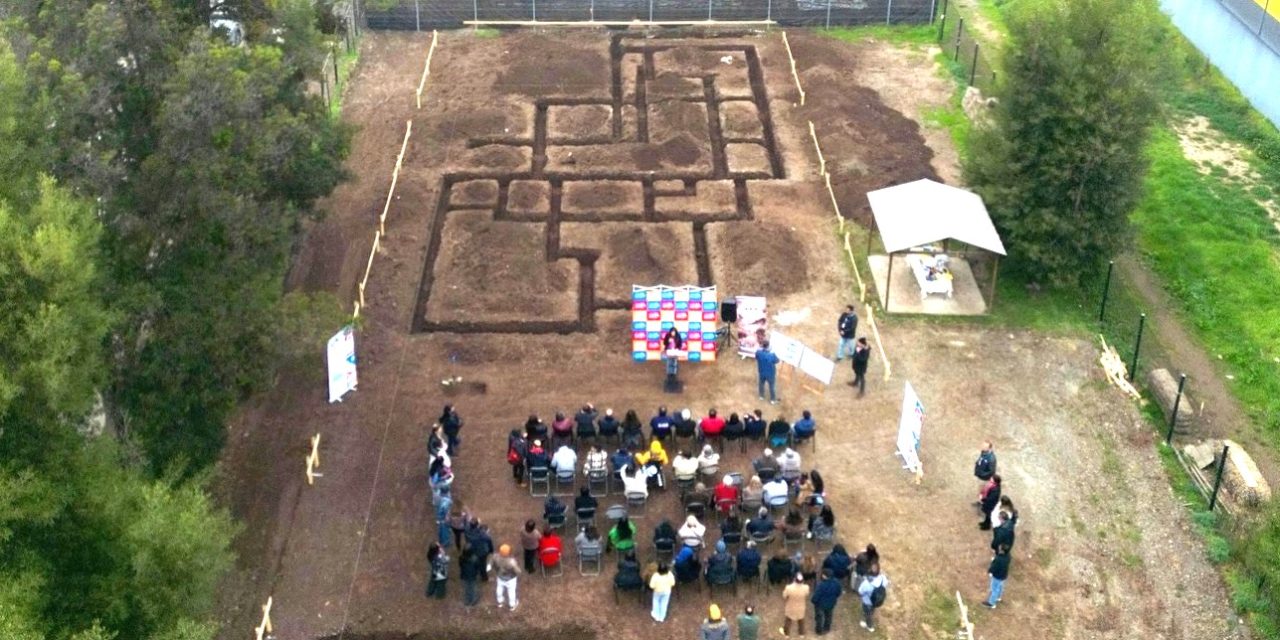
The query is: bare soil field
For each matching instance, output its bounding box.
[215,29,1241,640]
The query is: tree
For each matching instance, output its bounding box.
[963,0,1165,285]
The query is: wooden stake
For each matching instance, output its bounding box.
[956,591,974,640]
[254,597,273,640]
[808,120,825,177]
[379,121,414,236]
[415,30,439,109]
[306,434,322,485]
[780,31,805,106]
[842,233,866,303]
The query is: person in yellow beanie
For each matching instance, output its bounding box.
[700,603,730,640]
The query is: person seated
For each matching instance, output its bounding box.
[699,408,726,441]
[543,495,567,523]
[736,540,763,581]
[767,416,792,449]
[794,472,815,507]
[524,414,548,441]
[551,443,578,478]
[808,504,836,540]
[766,551,796,585]
[724,412,745,441]
[745,507,775,540]
[742,475,765,508]
[621,464,649,498]
[752,449,780,482]
[583,444,608,478]
[821,544,854,581]
[674,408,698,440]
[653,518,678,551]
[551,411,574,444]
[683,482,711,516]
[809,470,826,503]
[597,408,620,441]
[743,409,766,441]
[526,439,550,471]
[538,527,564,567]
[720,515,744,548]
[574,487,598,519]
[614,551,644,590]
[649,406,675,441]
[762,476,790,507]
[621,410,646,451]
[795,550,818,582]
[672,449,699,482]
[575,524,603,557]
[705,540,735,586]
[678,514,707,549]
[776,447,802,480]
[673,545,702,584]
[635,439,670,489]
[792,410,816,441]
[696,444,720,478]
[574,403,598,442]
[607,516,637,554]
[713,474,740,510]
[609,447,632,480]
[781,509,807,540]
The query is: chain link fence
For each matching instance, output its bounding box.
[1220,0,1280,55]
[364,0,939,29]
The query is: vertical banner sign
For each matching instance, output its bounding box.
[896,381,924,473]
[734,295,768,357]
[631,285,719,363]
[327,324,358,403]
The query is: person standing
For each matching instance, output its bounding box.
[780,573,810,636]
[440,405,464,455]
[983,544,1012,608]
[507,430,528,486]
[857,564,889,632]
[979,474,1003,530]
[851,337,871,397]
[519,520,542,573]
[458,545,483,606]
[736,604,761,640]
[991,511,1017,552]
[973,441,997,495]
[756,341,781,405]
[811,569,843,635]
[662,327,685,377]
[701,604,731,640]
[649,562,676,622]
[425,541,449,599]
[835,305,858,361]
[493,544,522,611]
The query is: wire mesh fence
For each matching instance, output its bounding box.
[365,0,939,29]
[934,0,996,93]
[1219,0,1280,55]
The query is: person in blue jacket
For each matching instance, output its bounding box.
[811,569,843,635]
[756,341,780,404]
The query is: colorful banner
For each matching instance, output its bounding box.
[734,295,768,357]
[896,382,924,473]
[327,324,358,403]
[630,285,718,363]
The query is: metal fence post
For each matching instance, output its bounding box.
[1099,260,1114,323]
[767,0,772,23]
[886,0,893,25]
[937,0,947,42]
[826,0,832,29]
[1209,444,1230,511]
[954,18,964,60]
[590,0,595,21]
[969,42,979,86]
[532,0,537,21]
[649,0,654,22]
[929,0,937,23]
[1128,313,1146,381]
[1166,373,1187,445]
[332,45,339,89]
[708,0,713,21]
[415,0,421,31]
[473,0,479,24]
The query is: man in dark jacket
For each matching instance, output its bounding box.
[979,474,1003,530]
[821,544,853,581]
[766,551,796,585]
[983,544,1012,608]
[991,515,1016,552]
[575,404,598,444]
[458,546,484,606]
[650,406,675,441]
[736,540,763,582]
[835,305,858,362]
[440,405,464,455]
[811,569,843,634]
[706,540,736,587]
[851,337,871,397]
[464,520,494,580]
[756,342,781,404]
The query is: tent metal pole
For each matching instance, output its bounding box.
[885,252,895,312]
[987,255,1000,312]
[866,217,876,256]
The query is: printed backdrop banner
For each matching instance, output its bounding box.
[734,295,768,356]
[631,285,719,363]
[896,382,924,472]
[327,324,358,403]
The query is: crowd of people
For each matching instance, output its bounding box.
[973,441,1017,609]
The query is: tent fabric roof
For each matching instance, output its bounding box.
[866,179,1007,256]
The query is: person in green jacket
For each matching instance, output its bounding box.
[608,515,637,554]
[736,604,761,640]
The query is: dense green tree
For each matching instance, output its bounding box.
[963,0,1165,285]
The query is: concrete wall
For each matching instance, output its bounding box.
[1160,0,1280,129]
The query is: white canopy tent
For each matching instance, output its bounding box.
[865,179,1007,312]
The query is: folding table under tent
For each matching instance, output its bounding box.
[864,179,1007,315]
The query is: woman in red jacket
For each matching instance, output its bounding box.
[538,527,564,569]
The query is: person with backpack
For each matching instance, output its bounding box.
[979,474,1003,530]
[857,563,889,632]
[973,441,997,499]
[811,569,843,635]
[983,544,1012,608]
[853,543,879,580]
[506,430,528,486]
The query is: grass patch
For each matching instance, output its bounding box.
[917,584,959,639]
[328,43,360,119]
[822,24,940,47]
[472,27,501,39]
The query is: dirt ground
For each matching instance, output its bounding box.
[214,29,1242,640]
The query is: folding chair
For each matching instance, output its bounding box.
[766,494,789,516]
[715,497,739,522]
[540,547,564,577]
[674,474,697,497]
[792,431,816,452]
[578,545,603,576]
[721,530,743,555]
[740,495,763,517]
[613,582,644,605]
[605,504,629,528]
[554,469,575,496]
[654,536,677,563]
[625,490,647,518]
[685,501,707,521]
[738,566,763,593]
[781,468,802,486]
[707,571,737,597]
[749,529,776,549]
[699,463,721,482]
[545,511,567,533]
[575,506,597,531]
[811,524,836,551]
[782,528,807,553]
[528,466,551,497]
[587,468,610,497]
